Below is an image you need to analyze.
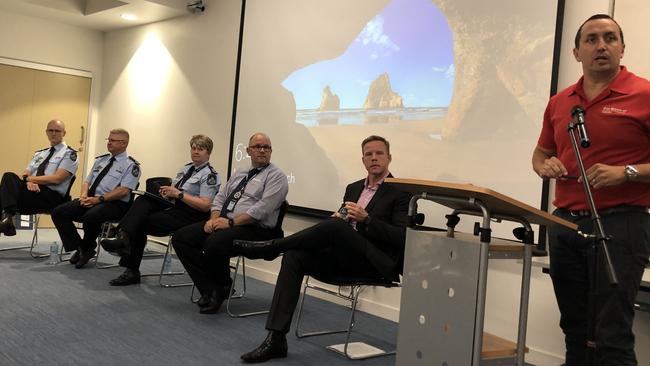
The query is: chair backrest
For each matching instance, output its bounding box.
[273,200,289,237]
[146,177,172,194]
[63,175,76,202]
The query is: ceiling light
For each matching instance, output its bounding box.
[121,13,137,21]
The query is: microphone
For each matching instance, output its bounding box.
[571,105,590,148]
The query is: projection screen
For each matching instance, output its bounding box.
[230,0,563,231]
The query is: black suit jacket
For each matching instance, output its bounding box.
[343,176,410,280]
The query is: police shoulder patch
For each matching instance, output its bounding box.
[131,165,140,177]
[69,151,78,162]
[207,173,217,186]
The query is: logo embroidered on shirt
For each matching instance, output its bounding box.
[602,106,627,114]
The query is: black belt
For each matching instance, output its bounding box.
[560,205,650,217]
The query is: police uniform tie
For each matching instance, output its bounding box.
[219,168,260,217]
[175,166,196,189]
[36,147,56,176]
[88,157,115,197]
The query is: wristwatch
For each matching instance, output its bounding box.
[228,218,234,227]
[177,192,184,200]
[99,195,105,202]
[624,165,639,181]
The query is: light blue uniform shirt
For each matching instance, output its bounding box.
[26,142,79,196]
[172,161,220,199]
[211,163,288,228]
[86,151,141,202]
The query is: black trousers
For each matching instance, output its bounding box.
[171,222,278,296]
[51,199,129,252]
[117,196,209,270]
[266,218,381,334]
[0,172,64,214]
[550,208,650,366]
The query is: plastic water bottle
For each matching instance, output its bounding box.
[162,254,173,273]
[47,241,60,265]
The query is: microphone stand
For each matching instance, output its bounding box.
[566,120,618,365]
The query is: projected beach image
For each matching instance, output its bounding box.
[283,0,453,133]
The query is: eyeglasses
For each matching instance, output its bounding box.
[105,138,127,143]
[46,129,64,133]
[248,145,272,151]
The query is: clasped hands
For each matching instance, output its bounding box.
[204,217,230,233]
[538,157,626,189]
[332,201,368,222]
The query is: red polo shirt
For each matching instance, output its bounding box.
[537,66,650,210]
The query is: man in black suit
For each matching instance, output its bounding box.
[234,135,410,363]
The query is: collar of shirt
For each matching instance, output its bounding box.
[191,161,210,173]
[52,142,66,152]
[364,170,390,191]
[570,65,633,99]
[111,150,128,163]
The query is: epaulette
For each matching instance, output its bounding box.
[95,153,110,159]
[66,146,78,152]
[128,156,140,165]
[208,164,218,174]
[185,162,193,166]
[35,147,49,153]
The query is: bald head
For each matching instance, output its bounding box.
[45,119,66,146]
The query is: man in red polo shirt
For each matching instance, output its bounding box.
[532,14,650,366]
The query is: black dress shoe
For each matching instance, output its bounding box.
[241,331,288,363]
[69,250,80,264]
[233,240,280,261]
[109,268,141,286]
[0,214,16,236]
[199,288,227,314]
[197,294,211,308]
[100,230,131,256]
[74,248,96,269]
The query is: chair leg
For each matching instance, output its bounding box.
[295,277,349,338]
[153,238,193,288]
[294,278,396,360]
[226,256,269,317]
[0,214,38,254]
[95,223,118,269]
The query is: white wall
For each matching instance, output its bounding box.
[98,0,241,178]
[0,9,104,175]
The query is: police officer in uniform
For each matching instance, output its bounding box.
[100,135,221,286]
[0,119,79,236]
[51,128,140,269]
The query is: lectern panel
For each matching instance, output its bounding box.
[397,229,482,365]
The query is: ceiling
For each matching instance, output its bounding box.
[0,0,202,32]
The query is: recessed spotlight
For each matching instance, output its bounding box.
[121,13,137,21]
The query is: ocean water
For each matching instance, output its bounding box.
[296,107,447,127]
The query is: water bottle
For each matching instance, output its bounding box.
[47,241,60,265]
[162,254,173,273]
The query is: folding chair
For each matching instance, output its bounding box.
[294,274,400,360]
[224,200,289,317]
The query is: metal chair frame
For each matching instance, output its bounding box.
[294,275,400,360]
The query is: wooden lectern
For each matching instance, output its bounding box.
[386,178,577,366]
